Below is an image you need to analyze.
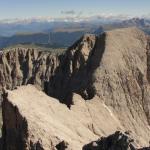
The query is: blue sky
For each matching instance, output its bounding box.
[0,0,150,19]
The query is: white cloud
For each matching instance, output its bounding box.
[0,13,149,24]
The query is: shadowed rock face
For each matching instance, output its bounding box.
[1,27,150,149]
[83,131,150,150]
[83,131,136,150]
[139,148,150,150]
[2,93,28,150]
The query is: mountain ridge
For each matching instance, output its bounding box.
[1,27,150,149]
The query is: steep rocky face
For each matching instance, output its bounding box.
[2,91,28,150]
[0,48,60,91]
[47,34,98,105]
[1,27,150,149]
[92,28,150,144]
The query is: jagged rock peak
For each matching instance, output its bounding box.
[0,48,61,90]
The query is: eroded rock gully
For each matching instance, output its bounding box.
[1,27,150,149]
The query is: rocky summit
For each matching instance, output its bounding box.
[1,27,150,149]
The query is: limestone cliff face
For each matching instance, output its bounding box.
[1,27,150,149]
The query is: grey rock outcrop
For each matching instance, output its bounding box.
[83,131,150,150]
[83,131,136,150]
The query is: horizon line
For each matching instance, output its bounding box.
[0,13,149,23]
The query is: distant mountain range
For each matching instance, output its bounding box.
[0,19,100,37]
[0,17,150,49]
[1,15,149,37]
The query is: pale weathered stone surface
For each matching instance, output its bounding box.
[2,85,126,150]
[2,85,150,150]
